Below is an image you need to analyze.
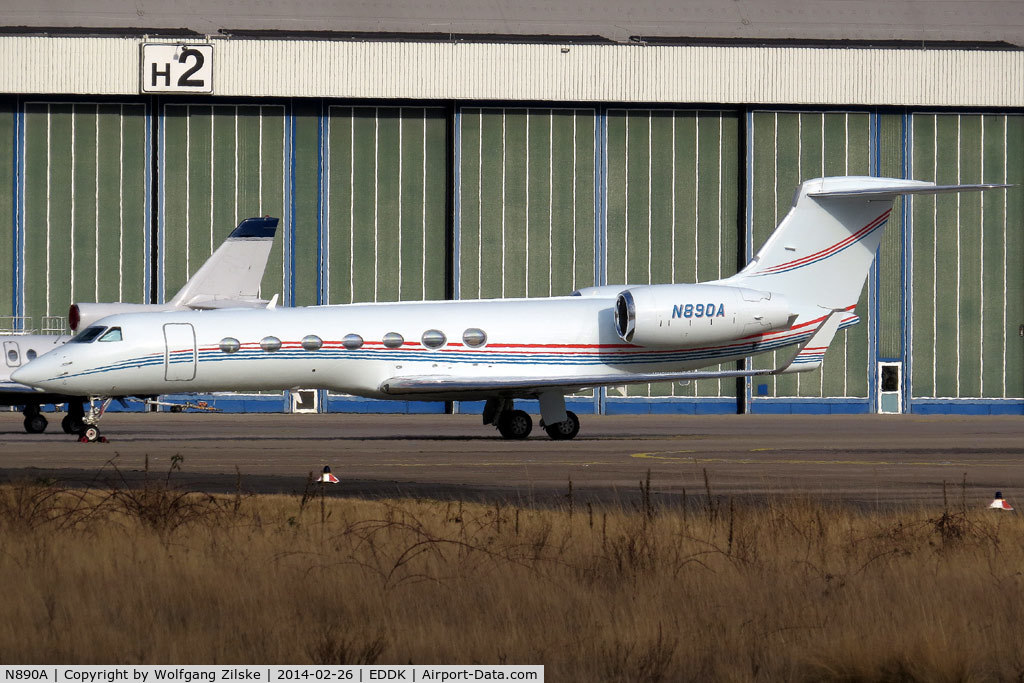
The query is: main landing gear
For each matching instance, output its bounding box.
[483,394,581,441]
[61,401,86,435]
[22,404,47,434]
[21,401,88,435]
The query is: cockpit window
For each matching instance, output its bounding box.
[69,326,107,344]
[98,327,123,342]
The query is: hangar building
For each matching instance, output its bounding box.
[1,1,1023,415]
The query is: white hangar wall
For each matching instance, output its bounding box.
[0,37,1022,107]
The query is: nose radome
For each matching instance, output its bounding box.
[11,355,58,388]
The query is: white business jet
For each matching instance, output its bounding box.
[1,216,278,434]
[13,177,1007,441]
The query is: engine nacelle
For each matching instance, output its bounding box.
[69,303,176,331]
[613,284,795,348]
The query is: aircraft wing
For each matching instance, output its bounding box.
[0,380,42,394]
[379,366,780,396]
[380,310,845,397]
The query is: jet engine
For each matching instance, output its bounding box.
[613,283,795,347]
[69,303,176,331]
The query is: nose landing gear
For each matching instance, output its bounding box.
[76,397,111,443]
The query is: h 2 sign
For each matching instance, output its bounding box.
[140,44,213,94]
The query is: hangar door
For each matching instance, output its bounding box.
[161,104,287,305]
[323,107,448,410]
[605,109,740,404]
[20,102,149,328]
[747,111,872,408]
[908,114,1024,404]
[457,107,597,407]
[457,108,596,300]
[324,106,448,305]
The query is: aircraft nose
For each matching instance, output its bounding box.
[11,353,63,389]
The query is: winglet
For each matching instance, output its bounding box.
[773,310,846,374]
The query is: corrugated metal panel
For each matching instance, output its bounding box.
[0,37,1022,107]
[0,37,138,94]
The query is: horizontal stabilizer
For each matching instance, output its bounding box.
[808,180,1011,198]
[179,296,271,310]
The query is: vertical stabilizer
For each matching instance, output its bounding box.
[169,216,278,307]
[724,177,1007,310]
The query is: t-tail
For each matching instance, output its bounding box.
[69,216,279,331]
[722,177,1008,311]
[169,216,278,308]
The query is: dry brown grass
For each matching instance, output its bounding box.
[0,465,1023,681]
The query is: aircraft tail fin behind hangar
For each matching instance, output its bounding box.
[724,177,1008,310]
[170,216,279,308]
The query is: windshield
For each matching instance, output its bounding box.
[69,326,106,344]
[98,327,122,342]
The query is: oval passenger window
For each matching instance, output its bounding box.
[463,328,487,348]
[421,329,446,349]
[219,337,241,353]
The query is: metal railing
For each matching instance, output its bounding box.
[0,316,69,335]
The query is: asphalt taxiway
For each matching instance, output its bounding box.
[0,411,1021,508]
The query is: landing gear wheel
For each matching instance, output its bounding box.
[79,425,103,443]
[497,410,533,439]
[544,410,580,440]
[23,414,48,434]
[62,414,85,435]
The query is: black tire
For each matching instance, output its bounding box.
[80,425,101,443]
[62,414,85,435]
[544,410,580,440]
[23,414,48,434]
[497,409,533,439]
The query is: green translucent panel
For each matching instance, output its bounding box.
[458,108,596,300]
[910,115,937,397]
[0,102,13,317]
[749,111,871,400]
[326,106,447,305]
[162,104,286,303]
[877,114,905,361]
[605,109,740,399]
[21,102,148,329]
[291,102,320,308]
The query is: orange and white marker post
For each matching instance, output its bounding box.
[989,491,1014,511]
[317,466,340,483]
